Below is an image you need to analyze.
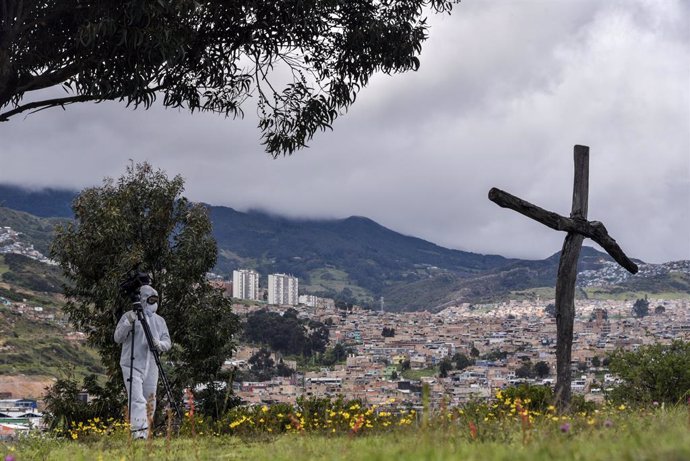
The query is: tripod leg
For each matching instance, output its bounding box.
[128,321,136,427]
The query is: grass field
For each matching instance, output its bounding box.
[0,255,10,276]
[583,288,690,301]
[401,367,436,380]
[302,268,373,302]
[3,405,689,461]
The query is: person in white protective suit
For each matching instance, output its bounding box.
[114,284,171,439]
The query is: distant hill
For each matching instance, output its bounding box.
[1,183,688,311]
[383,246,652,311]
[208,205,514,304]
[0,206,68,255]
[0,184,76,218]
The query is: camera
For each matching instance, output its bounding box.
[119,265,151,302]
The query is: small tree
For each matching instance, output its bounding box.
[607,341,690,405]
[654,305,666,315]
[515,363,533,379]
[439,357,453,378]
[632,297,650,318]
[534,361,550,379]
[248,348,276,382]
[50,163,238,415]
[452,352,473,371]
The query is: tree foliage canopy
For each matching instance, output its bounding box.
[451,352,472,371]
[243,308,329,356]
[50,162,238,395]
[607,341,690,405]
[632,297,650,318]
[1,0,457,155]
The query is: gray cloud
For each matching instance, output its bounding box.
[1,0,688,264]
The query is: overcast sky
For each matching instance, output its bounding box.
[1,0,688,264]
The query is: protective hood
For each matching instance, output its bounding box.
[139,285,158,315]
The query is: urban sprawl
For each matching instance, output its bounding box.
[221,268,690,408]
[1,239,689,436]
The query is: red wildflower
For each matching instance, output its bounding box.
[469,421,478,440]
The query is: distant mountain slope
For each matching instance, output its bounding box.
[1,184,687,312]
[382,246,618,310]
[0,185,76,218]
[0,206,68,255]
[208,206,514,301]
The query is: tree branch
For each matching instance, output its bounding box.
[15,62,83,94]
[0,93,103,120]
[488,187,638,274]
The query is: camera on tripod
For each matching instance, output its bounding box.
[119,265,151,303]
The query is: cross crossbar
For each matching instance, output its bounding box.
[488,188,638,274]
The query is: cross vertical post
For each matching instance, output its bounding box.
[554,145,589,408]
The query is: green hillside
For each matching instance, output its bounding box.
[0,278,104,380]
[0,305,103,377]
[0,253,64,293]
[208,206,514,306]
[0,206,68,254]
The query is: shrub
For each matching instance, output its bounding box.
[502,384,554,412]
[43,374,124,434]
[607,340,690,405]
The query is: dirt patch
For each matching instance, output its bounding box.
[0,374,55,400]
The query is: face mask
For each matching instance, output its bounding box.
[144,301,158,316]
[139,286,158,316]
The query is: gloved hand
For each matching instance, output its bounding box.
[152,338,163,352]
[125,311,137,324]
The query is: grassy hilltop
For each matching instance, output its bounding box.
[3,403,689,461]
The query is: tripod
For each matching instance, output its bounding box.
[126,297,182,433]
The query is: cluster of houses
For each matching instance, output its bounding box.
[228,297,690,408]
[0,226,56,265]
[578,259,690,287]
[0,398,41,439]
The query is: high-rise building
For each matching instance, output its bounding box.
[232,269,260,301]
[267,273,299,306]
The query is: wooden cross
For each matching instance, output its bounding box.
[488,145,638,409]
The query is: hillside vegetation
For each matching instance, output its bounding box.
[0,254,64,293]
[0,306,103,378]
[209,206,513,305]
[0,206,67,254]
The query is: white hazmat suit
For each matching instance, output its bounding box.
[114,285,171,439]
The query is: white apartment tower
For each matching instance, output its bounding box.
[267,273,299,306]
[232,269,260,301]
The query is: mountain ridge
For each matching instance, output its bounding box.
[1,184,688,311]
